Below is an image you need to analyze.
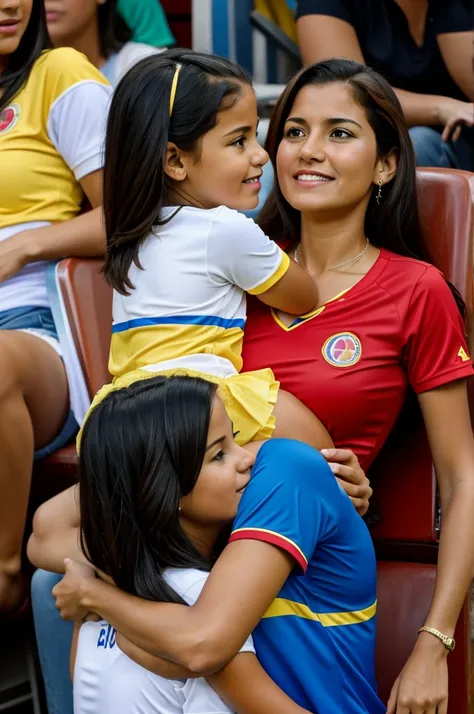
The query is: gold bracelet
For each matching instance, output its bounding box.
[418,626,455,652]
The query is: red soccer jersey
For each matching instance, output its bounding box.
[242,249,473,470]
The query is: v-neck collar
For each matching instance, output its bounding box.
[271,249,389,332]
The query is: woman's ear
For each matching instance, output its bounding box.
[374,148,398,187]
[164,143,187,182]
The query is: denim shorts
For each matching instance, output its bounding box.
[0,305,78,460]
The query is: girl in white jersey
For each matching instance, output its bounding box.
[72,375,310,714]
[80,49,333,451]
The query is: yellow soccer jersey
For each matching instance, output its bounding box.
[0,47,111,229]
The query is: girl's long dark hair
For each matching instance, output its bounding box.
[259,59,465,317]
[0,0,51,112]
[97,0,132,58]
[103,48,252,295]
[79,375,218,604]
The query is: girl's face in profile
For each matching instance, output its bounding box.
[0,0,33,64]
[179,395,254,528]
[276,82,387,216]
[174,83,269,212]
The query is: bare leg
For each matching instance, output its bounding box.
[271,389,334,451]
[0,331,69,614]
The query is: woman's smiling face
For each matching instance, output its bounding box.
[276,82,384,216]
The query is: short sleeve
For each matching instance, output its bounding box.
[229,439,341,572]
[296,0,354,23]
[44,48,112,180]
[206,207,290,294]
[402,266,474,393]
[432,0,474,35]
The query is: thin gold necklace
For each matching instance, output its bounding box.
[294,237,370,272]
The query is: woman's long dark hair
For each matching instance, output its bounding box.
[0,0,51,112]
[79,375,218,604]
[97,0,132,59]
[259,59,465,317]
[103,48,252,295]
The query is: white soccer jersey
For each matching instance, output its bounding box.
[74,567,254,714]
[109,205,289,379]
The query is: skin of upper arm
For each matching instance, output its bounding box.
[418,380,474,500]
[207,652,311,714]
[296,14,364,65]
[187,540,294,670]
[70,622,81,682]
[437,32,474,102]
[79,169,103,209]
[256,260,318,315]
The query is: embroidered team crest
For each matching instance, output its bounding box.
[323,332,362,367]
[0,104,20,135]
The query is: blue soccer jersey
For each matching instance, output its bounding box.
[229,439,384,714]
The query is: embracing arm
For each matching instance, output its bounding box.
[56,540,293,675]
[387,379,474,712]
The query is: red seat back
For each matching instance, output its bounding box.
[370,169,474,545]
[56,258,112,397]
[376,562,471,711]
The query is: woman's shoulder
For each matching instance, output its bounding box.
[380,248,439,281]
[379,249,453,305]
[34,48,110,90]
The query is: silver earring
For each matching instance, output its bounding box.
[376,179,383,205]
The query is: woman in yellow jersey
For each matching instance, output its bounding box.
[0,0,112,615]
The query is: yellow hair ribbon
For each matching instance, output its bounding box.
[169,63,182,117]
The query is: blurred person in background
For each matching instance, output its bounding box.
[296,0,474,171]
[117,0,174,48]
[46,0,174,86]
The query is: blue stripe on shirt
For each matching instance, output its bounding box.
[112,315,246,334]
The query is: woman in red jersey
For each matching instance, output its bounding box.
[241,59,474,714]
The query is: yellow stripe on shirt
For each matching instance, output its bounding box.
[248,252,290,295]
[263,598,377,627]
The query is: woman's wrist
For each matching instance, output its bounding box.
[80,575,110,614]
[415,629,451,658]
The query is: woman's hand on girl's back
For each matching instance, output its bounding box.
[321,449,372,516]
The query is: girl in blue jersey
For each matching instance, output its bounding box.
[80,48,333,453]
[55,374,383,714]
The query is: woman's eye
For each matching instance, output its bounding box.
[213,449,226,462]
[286,127,304,138]
[233,137,245,149]
[331,128,352,139]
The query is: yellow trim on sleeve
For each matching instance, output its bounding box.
[230,526,308,565]
[263,598,377,627]
[248,251,291,295]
